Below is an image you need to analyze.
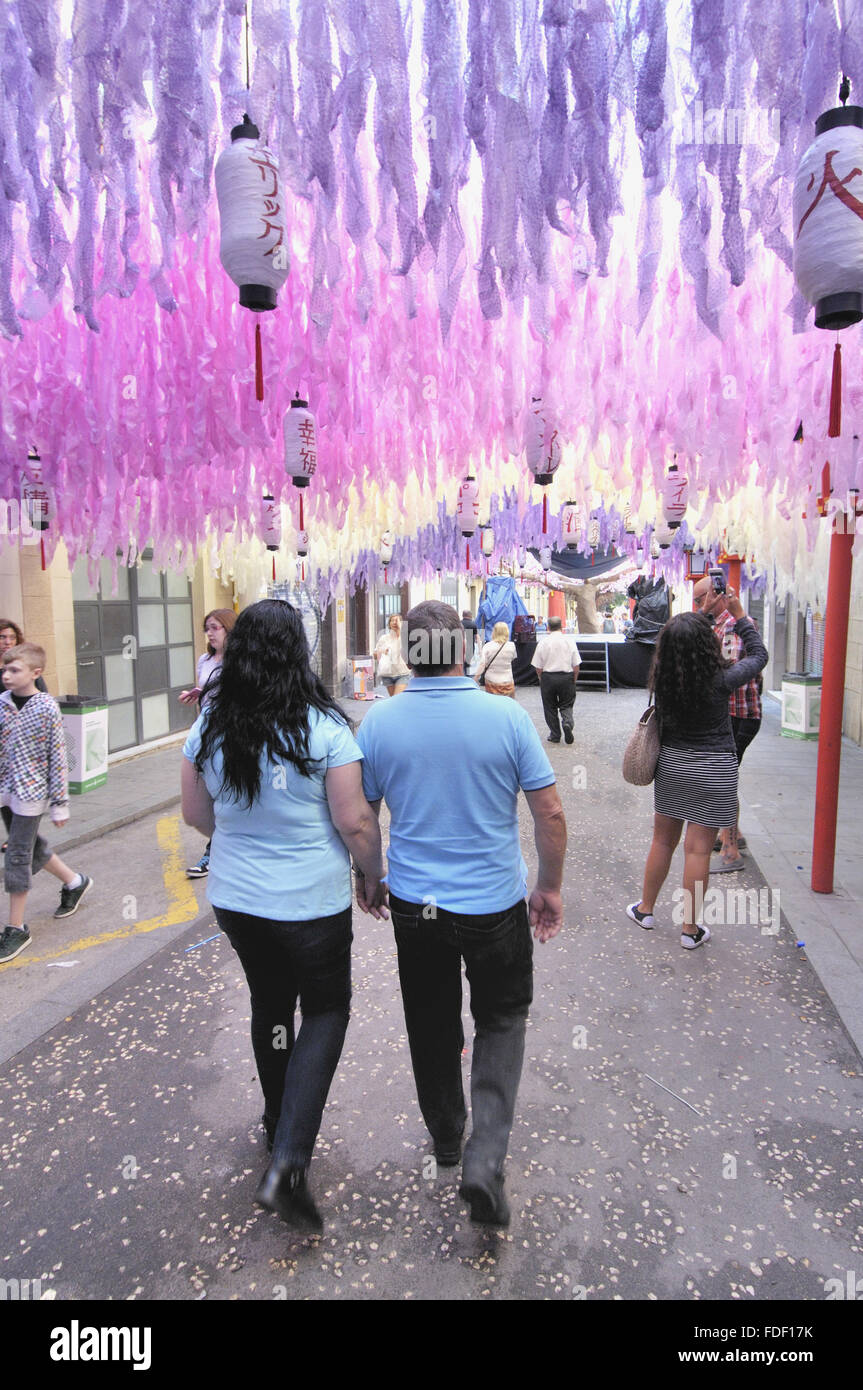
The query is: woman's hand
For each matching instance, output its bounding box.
[355,872,390,919]
[725,587,744,621]
[179,688,201,705]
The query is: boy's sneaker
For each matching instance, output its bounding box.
[0,925,31,963]
[626,901,655,930]
[186,853,210,878]
[681,925,711,950]
[54,875,93,919]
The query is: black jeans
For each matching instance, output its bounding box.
[214,905,352,1167]
[540,671,576,739]
[389,894,533,1179]
[731,715,761,764]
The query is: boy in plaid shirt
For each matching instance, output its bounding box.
[0,643,92,963]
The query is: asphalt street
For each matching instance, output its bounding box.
[0,687,861,1302]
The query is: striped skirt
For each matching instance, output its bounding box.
[654,745,739,828]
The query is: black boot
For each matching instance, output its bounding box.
[255,1162,323,1232]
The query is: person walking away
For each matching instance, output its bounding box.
[691,577,762,873]
[473,621,518,697]
[531,616,581,743]
[182,600,386,1230]
[374,614,410,696]
[180,609,236,878]
[0,644,93,964]
[461,611,478,666]
[356,601,566,1227]
[626,588,767,949]
[0,621,48,854]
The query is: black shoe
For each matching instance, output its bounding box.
[186,853,209,878]
[54,875,93,919]
[255,1163,322,1232]
[459,1173,510,1227]
[547,735,561,744]
[433,1136,463,1167]
[0,925,31,964]
[563,729,574,744]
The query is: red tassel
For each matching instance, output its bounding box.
[272,555,276,582]
[828,342,841,438]
[542,493,547,534]
[299,493,304,531]
[466,541,470,571]
[40,537,46,571]
[384,566,388,584]
[255,322,264,402]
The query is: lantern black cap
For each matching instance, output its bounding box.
[231,113,259,141]
[814,105,863,136]
[815,292,863,330]
[239,284,277,311]
[290,392,309,409]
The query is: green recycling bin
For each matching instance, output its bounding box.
[59,698,109,793]
[780,673,821,740]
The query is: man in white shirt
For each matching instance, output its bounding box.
[531,617,581,744]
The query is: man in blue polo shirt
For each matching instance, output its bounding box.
[355,601,567,1227]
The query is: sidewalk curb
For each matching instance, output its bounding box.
[51,795,182,857]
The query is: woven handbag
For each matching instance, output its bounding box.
[622,700,660,786]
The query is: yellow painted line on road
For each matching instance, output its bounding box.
[11,816,205,968]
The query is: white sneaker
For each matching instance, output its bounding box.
[681,925,711,950]
[626,902,655,930]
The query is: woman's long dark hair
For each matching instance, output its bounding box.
[649,612,728,722]
[195,599,350,805]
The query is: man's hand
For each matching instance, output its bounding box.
[725,586,745,621]
[528,888,563,942]
[700,588,727,620]
[355,873,390,920]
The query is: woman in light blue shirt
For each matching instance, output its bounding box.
[182,601,386,1231]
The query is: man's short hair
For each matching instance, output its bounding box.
[3,642,45,671]
[406,601,465,676]
[548,616,563,631]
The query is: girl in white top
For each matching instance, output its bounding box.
[374,614,410,696]
[474,621,518,697]
[179,609,237,875]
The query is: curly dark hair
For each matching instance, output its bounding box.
[195,599,350,806]
[649,612,728,723]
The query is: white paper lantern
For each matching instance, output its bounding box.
[21,449,54,533]
[481,526,495,557]
[624,504,636,534]
[661,462,689,529]
[794,104,863,329]
[456,476,479,536]
[215,115,289,311]
[524,396,562,485]
[650,535,660,559]
[284,394,317,487]
[655,520,674,550]
[588,518,600,548]
[540,544,552,569]
[561,501,580,549]
[261,494,281,551]
[380,530,394,565]
[294,526,309,557]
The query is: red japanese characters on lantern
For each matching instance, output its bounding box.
[284,394,317,487]
[21,449,54,534]
[524,397,562,485]
[215,116,289,312]
[261,494,281,551]
[456,476,479,536]
[661,461,689,529]
[561,501,580,549]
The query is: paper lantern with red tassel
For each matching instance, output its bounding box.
[793,81,863,438]
[262,493,280,581]
[215,115,289,401]
[561,501,580,549]
[380,530,394,583]
[456,476,479,536]
[21,449,55,571]
[294,525,309,558]
[661,459,689,529]
[524,396,562,486]
[284,394,318,486]
[481,525,495,557]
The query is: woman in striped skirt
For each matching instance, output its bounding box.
[627,588,768,949]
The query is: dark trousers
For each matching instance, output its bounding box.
[731,715,761,764]
[389,894,533,1179]
[540,671,576,739]
[214,905,352,1167]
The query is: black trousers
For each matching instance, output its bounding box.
[540,672,576,738]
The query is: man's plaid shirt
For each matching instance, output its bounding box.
[715,611,762,721]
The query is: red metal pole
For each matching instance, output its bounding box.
[726,555,741,594]
[812,522,854,893]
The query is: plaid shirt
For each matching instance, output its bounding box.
[714,611,763,721]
